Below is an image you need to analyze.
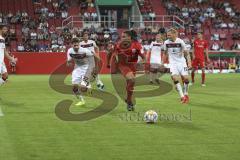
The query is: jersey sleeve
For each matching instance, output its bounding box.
[67,48,72,61]
[149,42,153,50]
[163,41,167,51]
[136,42,144,56]
[204,41,208,49]
[80,47,93,56]
[92,41,97,48]
[180,39,187,51]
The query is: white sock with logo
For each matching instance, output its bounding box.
[176,83,184,98]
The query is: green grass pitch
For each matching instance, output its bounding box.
[0,74,240,160]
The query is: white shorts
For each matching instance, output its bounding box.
[0,62,7,74]
[72,65,91,88]
[170,63,188,76]
[150,55,162,68]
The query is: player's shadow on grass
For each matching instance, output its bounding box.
[111,73,173,105]
[190,102,239,111]
[158,122,201,130]
[0,99,25,108]
[192,91,235,97]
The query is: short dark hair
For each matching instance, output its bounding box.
[0,23,7,30]
[71,37,80,43]
[83,31,89,36]
[124,30,138,41]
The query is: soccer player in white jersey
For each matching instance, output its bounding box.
[147,34,164,84]
[163,29,192,104]
[67,38,98,106]
[0,24,17,85]
[80,32,105,91]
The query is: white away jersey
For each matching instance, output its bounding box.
[80,40,97,53]
[149,41,163,64]
[163,38,186,64]
[67,47,93,67]
[0,35,5,63]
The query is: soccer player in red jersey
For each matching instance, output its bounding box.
[107,30,146,111]
[191,31,210,86]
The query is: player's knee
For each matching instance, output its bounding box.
[184,79,189,84]
[2,76,8,81]
[72,85,79,94]
[80,86,88,92]
[2,72,8,81]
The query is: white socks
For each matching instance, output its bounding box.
[0,78,5,86]
[176,82,184,98]
[183,82,189,95]
[96,75,103,86]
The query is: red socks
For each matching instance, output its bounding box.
[126,79,135,103]
[202,72,205,84]
[191,71,195,83]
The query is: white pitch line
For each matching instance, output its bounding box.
[0,106,4,117]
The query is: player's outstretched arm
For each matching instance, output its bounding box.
[66,49,73,67]
[4,49,17,63]
[107,49,114,68]
[205,48,210,62]
[184,51,192,69]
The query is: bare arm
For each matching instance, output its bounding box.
[184,50,192,68]
[66,49,73,67]
[192,46,195,60]
[4,49,17,62]
[205,48,209,62]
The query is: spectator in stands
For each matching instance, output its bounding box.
[91,12,98,21]
[219,41,226,51]
[231,41,240,50]
[9,28,16,40]
[62,11,68,18]
[7,12,13,21]
[53,2,59,11]
[149,12,156,20]
[59,45,66,52]
[48,12,55,18]
[22,25,30,40]
[30,30,37,40]
[228,22,235,28]
[152,25,159,34]
[84,12,90,21]
[17,43,25,52]
[220,21,228,29]
[30,39,38,51]
[51,43,59,52]
[211,41,220,51]
[0,14,2,23]
[212,33,220,41]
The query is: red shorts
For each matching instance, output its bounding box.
[192,58,205,68]
[118,63,137,77]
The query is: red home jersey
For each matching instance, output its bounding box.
[115,41,143,64]
[194,39,208,60]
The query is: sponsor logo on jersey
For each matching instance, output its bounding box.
[70,53,86,59]
[166,43,181,48]
[80,43,94,48]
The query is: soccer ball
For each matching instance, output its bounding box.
[144,110,158,123]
